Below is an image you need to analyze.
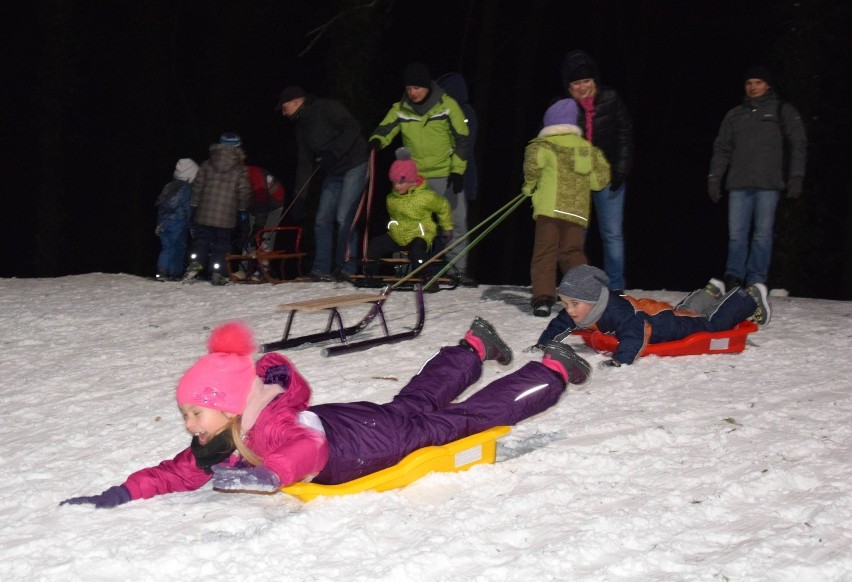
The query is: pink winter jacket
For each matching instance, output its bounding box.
[122,353,329,500]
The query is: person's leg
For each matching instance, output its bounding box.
[311,176,340,276]
[334,163,368,277]
[188,224,213,275]
[593,183,626,291]
[364,233,400,276]
[530,215,560,305]
[744,189,780,285]
[556,221,588,277]
[444,187,469,274]
[170,222,189,277]
[706,287,759,331]
[725,189,754,284]
[209,227,232,279]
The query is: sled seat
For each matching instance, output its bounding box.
[573,320,759,357]
[225,226,307,284]
[281,425,511,501]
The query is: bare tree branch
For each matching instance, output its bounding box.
[299,0,384,58]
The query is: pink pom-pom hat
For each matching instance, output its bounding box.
[176,321,258,414]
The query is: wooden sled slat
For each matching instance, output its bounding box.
[281,426,511,502]
[572,320,759,357]
[226,226,307,284]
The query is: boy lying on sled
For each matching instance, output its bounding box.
[534,265,771,368]
[62,319,590,508]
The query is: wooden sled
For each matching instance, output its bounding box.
[225,226,307,284]
[260,285,426,357]
[281,426,511,502]
[572,320,759,357]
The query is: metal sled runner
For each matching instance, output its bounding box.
[280,426,511,501]
[260,285,426,357]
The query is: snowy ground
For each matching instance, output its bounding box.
[1,274,851,581]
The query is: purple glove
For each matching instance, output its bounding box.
[61,485,131,508]
[211,465,281,493]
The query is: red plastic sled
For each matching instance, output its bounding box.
[572,320,759,357]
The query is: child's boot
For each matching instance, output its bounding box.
[746,283,771,325]
[461,317,513,365]
[541,341,591,385]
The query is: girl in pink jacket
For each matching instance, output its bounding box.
[61,319,590,508]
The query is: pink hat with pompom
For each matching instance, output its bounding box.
[388,147,420,184]
[176,321,258,414]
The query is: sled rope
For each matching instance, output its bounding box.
[275,165,322,227]
[392,192,528,291]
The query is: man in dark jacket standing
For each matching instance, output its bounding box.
[277,86,369,281]
[561,50,633,295]
[708,66,807,290]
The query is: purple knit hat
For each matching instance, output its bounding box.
[543,98,579,128]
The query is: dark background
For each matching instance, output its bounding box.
[7,0,852,299]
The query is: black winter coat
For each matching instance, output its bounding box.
[578,87,634,179]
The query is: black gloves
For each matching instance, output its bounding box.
[368,139,382,153]
[609,172,624,194]
[786,176,803,199]
[449,172,464,194]
[708,181,722,204]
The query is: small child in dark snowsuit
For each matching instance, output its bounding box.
[61,319,590,508]
[537,265,771,367]
[155,158,198,280]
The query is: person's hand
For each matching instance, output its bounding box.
[211,465,281,493]
[608,172,624,195]
[449,173,464,194]
[154,224,163,237]
[60,485,131,509]
[708,181,722,203]
[368,139,382,153]
[523,344,545,353]
[599,359,622,369]
[786,176,803,199]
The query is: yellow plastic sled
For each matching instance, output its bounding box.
[280,425,511,501]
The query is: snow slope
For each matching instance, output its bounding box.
[1,274,851,581]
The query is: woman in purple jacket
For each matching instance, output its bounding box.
[61,319,591,508]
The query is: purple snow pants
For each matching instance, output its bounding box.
[309,346,565,484]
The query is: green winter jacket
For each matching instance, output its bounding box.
[522,125,611,227]
[386,182,453,247]
[371,84,470,178]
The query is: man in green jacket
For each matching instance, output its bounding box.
[370,63,473,285]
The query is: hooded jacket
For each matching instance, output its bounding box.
[191,144,252,229]
[122,353,328,500]
[522,123,611,227]
[370,84,470,179]
[385,182,453,247]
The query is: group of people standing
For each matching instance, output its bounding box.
[523,53,806,318]
[156,52,806,299]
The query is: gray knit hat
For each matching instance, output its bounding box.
[557,265,609,302]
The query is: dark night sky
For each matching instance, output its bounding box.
[8,0,852,298]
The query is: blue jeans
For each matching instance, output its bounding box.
[726,189,779,285]
[592,182,625,291]
[426,176,468,274]
[312,162,367,276]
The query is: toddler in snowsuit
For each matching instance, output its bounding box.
[523,99,611,317]
[61,319,591,507]
[155,158,198,280]
[536,265,771,367]
[363,149,453,284]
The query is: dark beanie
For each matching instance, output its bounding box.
[743,66,773,86]
[565,63,595,84]
[404,62,432,88]
[275,86,306,109]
